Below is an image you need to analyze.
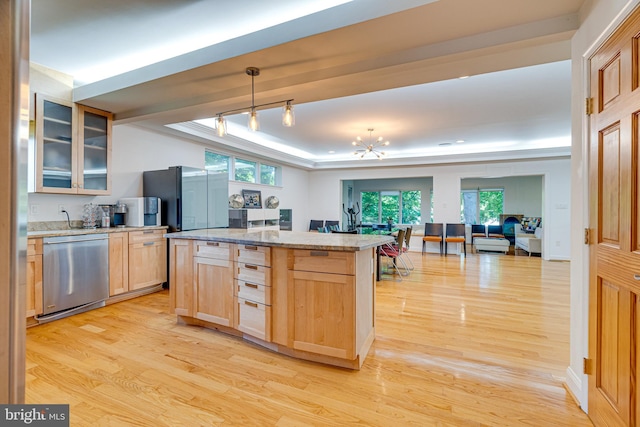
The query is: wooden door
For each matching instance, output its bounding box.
[108,232,129,296]
[129,239,167,290]
[289,270,355,360]
[588,7,640,426]
[194,256,234,326]
[169,239,194,316]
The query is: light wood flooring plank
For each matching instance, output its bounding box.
[26,252,592,426]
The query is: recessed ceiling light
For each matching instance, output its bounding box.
[439,142,452,146]
[328,150,335,154]
[456,139,465,143]
[459,75,470,79]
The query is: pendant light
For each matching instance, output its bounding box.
[214,67,295,136]
[282,101,295,127]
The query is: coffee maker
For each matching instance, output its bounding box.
[99,202,128,228]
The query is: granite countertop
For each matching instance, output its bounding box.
[27,225,168,238]
[165,229,395,251]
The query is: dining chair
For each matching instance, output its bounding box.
[325,220,340,230]
[444,223,467,255]
[470,224,486,245]
[309,219,324,231]
[422,223,444,255]
[401,226,414,270]
[380,228,409,279]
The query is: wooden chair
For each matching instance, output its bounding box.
[471,224,486,244]
[422,223,444,255]
[487,224,505,239]
[445,223,466,255]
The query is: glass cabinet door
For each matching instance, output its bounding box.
[78,106,112,194]
[34,94,112,195]
[39,97,74,190]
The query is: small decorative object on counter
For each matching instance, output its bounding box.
[265,195,279,209]
[82,203,98,228]
[229,194,244,209]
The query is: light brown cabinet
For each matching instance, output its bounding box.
[168,236,377,369]
[26,238,43,318]
[286,250,357,360]
[169,239,193,317]
[108,232,129,296]
[194,241,234,326]
[128,230,167,290]
[33,94,112,195]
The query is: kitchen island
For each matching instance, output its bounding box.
[165,229,394,369]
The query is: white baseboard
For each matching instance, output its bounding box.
[565,365,588,413]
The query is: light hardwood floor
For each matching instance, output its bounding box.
[26,252,592,426]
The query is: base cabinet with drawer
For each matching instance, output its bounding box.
[128,229,167,290]
[26,238,43,318]
[168,236,378,370]
[194,241,234,327]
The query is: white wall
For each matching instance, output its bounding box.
[308,158,571,260]
[567,0,640,412]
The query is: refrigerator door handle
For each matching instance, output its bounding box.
[176,197,181,231]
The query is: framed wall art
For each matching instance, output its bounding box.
[242,189,262,208]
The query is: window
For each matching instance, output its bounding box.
[260,164,277,185]
[361,190,421,224]
[460,189,503,224]
[361,192,380,223]
[206,150,281,186]
[234,158,257,183]
[204,152,230,174]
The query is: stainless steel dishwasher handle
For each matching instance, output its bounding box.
[44,237,108,244]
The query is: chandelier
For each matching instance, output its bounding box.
[352,128,390,159]
[214,67,295,137]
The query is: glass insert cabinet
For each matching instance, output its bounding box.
[33,93,112,195]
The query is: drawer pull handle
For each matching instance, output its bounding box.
[310,251,329,257]
[245,264,258,270]
[245,283,258,289]
[206,242,220,247]
[143,241,154,246]
[244,301,258,308]
[143,230,154,234]
[245,245,258,251]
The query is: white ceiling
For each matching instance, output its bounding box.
[30,0,585,169]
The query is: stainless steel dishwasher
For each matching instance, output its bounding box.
[40,233,109,321]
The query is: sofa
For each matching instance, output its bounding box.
[515,226,542,256]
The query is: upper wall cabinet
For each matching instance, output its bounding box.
[33,93,112,195]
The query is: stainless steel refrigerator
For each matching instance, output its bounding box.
[143,166,229,231]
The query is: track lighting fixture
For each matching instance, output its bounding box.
[214,67,295,135]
